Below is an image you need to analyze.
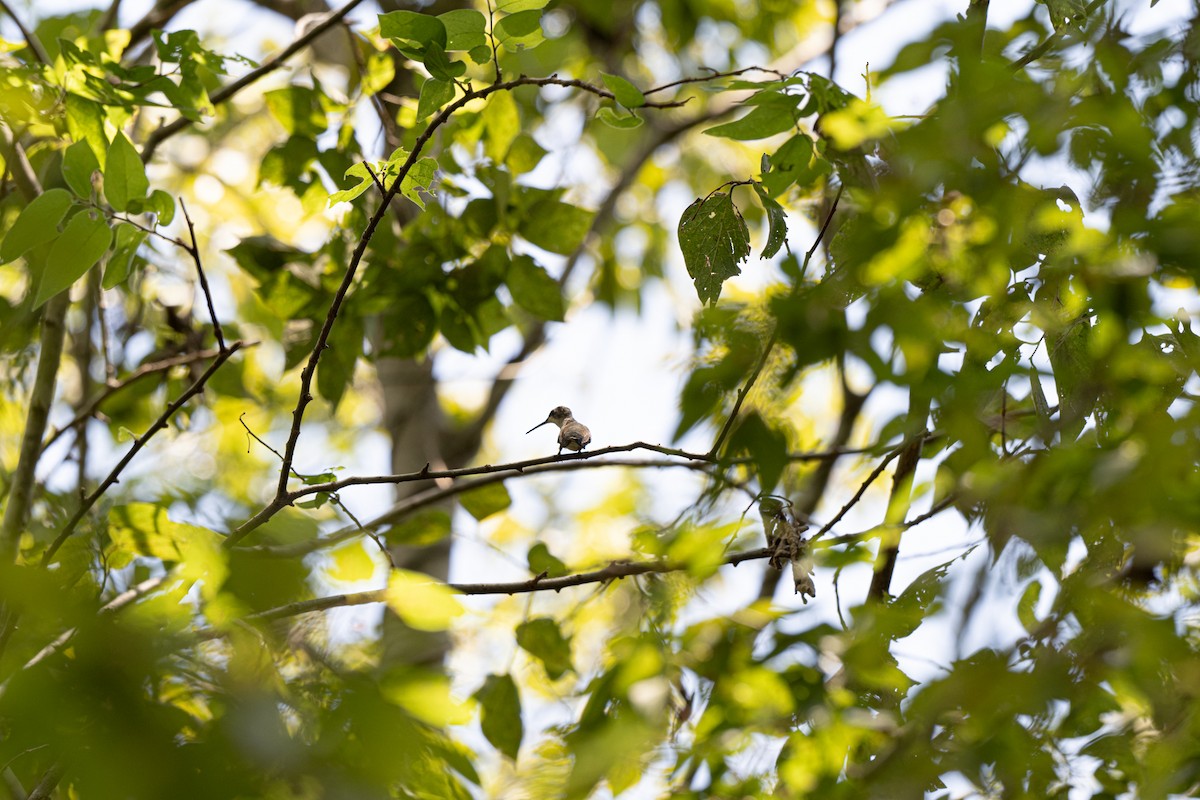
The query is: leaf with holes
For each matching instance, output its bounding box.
[678,192,751,306]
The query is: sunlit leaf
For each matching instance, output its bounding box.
[386,569,464,631]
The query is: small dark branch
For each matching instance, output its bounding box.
[709,329,777,459]
[904,493,957,529]
[239,412,286,462]
[244,547,777,623]
[801,183,844,277]
[866,431,927,602]
[809,438,912,542]
[0,0,51,66]
[1008,0,1104,70]
[233,442,874,552]
[41,344,254,454]
[140,0,368,161]
[362,162,385,195]
[179,198,226,352]
[42,343,244,565]
[643,66,788,96]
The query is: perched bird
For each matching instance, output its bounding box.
[527,406,591,455]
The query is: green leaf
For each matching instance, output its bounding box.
[601,73,646,109]
[328,164,373,206]
[1038,0,1089,30]
[483,90,520,162]
[475,674,523,760]
[385,509,452,547]
[103,222,147,289]
[460,481,512,521]
[516,617,572,679]
[65,94,108,168]
[399,156,439,209]
[505,133,546,174]
[34,211,112,308]
[1017,579,1043,634]
[527,542,569,578]
[518,197,594,256]
[677,192,751,306]
[494,10,544,51]
[439,9,487,50]
[361,49,395,96]
[496,0,548,10]
[422,41,466,81]
[507,255,564,321]
[326,541,377,582]
[380,10,447,51]
[378,294,437,357]
[1,188,73,263]
[417,77,457,120]
[753,183,788,258]
[759,134,823,197]
[265,86,328,137]
[385,569,464,631]
[103,131,149,212]
[595,107,644,129]
[61,140,100,198]
[704,102,796,140]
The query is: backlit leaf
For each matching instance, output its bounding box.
[677,192,751,306]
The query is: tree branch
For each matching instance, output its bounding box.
[230,442,872,550]
[238,547,776,624]
[178,198,226,351]
[42,342,245,564]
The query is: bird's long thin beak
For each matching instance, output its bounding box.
[526,419,552,434]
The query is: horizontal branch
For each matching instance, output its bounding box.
[230,443,874,553]
[246,546,775,623]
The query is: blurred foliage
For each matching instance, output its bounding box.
[1,0,1200,798]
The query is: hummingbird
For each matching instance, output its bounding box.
[527,406,591,455]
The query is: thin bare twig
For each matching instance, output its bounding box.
[41,344,256,454]
[43,342,245,564]
[808,437,915,542]
[643,66,789,96]
[179,198,226,351]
